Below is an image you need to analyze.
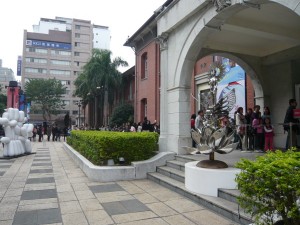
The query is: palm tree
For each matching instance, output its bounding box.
[74,49,128,128]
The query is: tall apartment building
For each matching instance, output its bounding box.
[0,59,16,94]
[21,17,110,124]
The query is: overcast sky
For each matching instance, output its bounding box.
[0,0,166,77]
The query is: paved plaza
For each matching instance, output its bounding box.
[0,141,240,225]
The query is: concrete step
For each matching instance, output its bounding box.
[175,154,201,163]
[218,188,241,204]
[147,172,253,225]
[166,160,186,172]
[156,165,185,183]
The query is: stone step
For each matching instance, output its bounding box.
[166,160,186,172]
[156,165,185,183]
[175,154,201,163]
[147,172,253,225]
[218,188,241,204]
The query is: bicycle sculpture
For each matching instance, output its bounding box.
[191,61,238,168]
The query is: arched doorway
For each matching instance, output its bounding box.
[157,0,300,153]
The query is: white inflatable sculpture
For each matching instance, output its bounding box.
[0,108,34,157]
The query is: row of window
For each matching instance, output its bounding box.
[25,57,83,67]
[24,78,71,86]
[26,47,72,56]
[26,47,86,58]
[25,68,71,76]
[25,58,71,66]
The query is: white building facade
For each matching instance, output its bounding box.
[156,0,300,153]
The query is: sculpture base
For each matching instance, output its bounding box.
[185,161,240,197]
[196,159,228,169]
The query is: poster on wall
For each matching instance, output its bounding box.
[216,57,246,119]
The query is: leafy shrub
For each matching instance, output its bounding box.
[67,131,158,165]
[235,150,300,225]
[109,104,134,127]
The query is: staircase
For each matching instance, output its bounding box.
[147,154,253,225]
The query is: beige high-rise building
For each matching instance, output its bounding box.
[0,59,16,95]
[21,17,110,125]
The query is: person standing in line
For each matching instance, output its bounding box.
[284,98,299,150]
[191,114,197,147]
[252,114,264,152]
[252,105,261,120]
[137,122,142,132]
[63,126,68,141]
[195,110,204,131]
[52,125,57,142]
[235,107,246,150]
[47,125,51,141]
[262,106,271,124]
[245,108,254,151]
[264,117,274,151]
[37,125,43,142]
[142,117,150,131]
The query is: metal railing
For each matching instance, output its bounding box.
[235,122,300,151]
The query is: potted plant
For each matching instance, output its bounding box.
[235,150,300,225]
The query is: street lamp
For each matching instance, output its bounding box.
[76,100,82,127]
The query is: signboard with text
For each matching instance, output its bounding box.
[26,39,71,50]
[17,56,22,76]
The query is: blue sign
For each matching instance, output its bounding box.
[19,94,25,111]
[17,56,22,76]
[26,40,71,50]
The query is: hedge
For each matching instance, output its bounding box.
[66,130,159,165]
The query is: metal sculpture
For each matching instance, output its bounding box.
[190,61,238,168]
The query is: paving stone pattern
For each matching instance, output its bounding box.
[0,142,239,225]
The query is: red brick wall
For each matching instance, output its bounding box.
[135,41,160,125]
[246,75,255,110]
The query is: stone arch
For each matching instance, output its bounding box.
[158,0,300,153]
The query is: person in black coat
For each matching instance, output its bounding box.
[284,99,299,150]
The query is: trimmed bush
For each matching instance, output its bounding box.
[67,131,159,165]
[235,150,300,225]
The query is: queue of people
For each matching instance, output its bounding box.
[32,124,70,142]
[190,99,299,152]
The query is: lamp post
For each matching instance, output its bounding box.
[76,100,82,127]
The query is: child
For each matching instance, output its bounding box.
[264,117,274,151]
[252,115,264,152]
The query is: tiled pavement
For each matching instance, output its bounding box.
[0,141,239,225]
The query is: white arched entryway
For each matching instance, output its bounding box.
[157,0,300,153]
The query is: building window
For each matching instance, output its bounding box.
[51,60,70,66]
[141,98,147,119]
[61,80,71,85]
[73,110,78,115]
[75,42,80,47]
[74,71,78,76]
[50,70,71,76]
[75,61,80,66]
[25,57,47,64]
[63,100,70,105]
[141,53,148,79]
[75,25,81,30]
[74,52,80,56]
[50,50,71,56]
[75,33,80,38]
[25,68,47,74]
[26,48,47,54]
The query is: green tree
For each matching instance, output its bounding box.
[24,78,66,122]
[74,49,128,127]
[110,104,134,127]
